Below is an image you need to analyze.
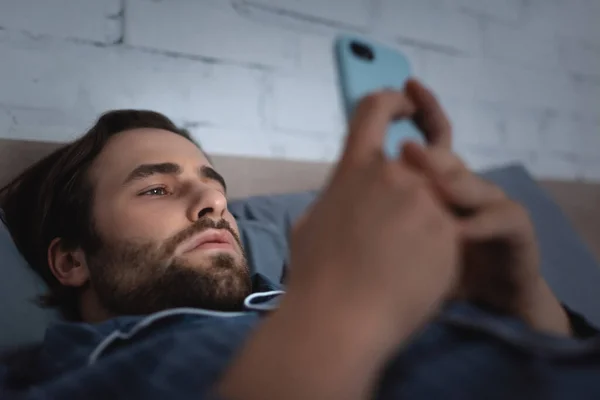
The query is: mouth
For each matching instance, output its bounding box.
[178,229,236,254]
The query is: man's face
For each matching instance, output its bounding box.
[84,128,251,315]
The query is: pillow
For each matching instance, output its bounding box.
[2,164,599,350]
[480,165,600,325]
[230,165,600,326]
[0,221,58,351]
[0,219,287,351]
[237,220,288,284]
[229,191,318,241]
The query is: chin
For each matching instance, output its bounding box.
[181,249,245,269]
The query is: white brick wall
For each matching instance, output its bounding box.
[0,0,121,43]
[0,0,598,179]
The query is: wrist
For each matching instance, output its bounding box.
[517,278,571,337]
[217,285,397,400]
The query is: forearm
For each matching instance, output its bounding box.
[215,290,401,400]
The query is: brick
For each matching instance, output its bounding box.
[449,102,509,148]
[504,109,546,151]
[557,37,600,77]
[0,107,14,137]
[421,52,481,102]
[449,0,524,23]
[458,145,525,171]
[0,31,263,142]
[539,111,589,154]
[455,105,589,158]
[377,0,481,54]
[269,74,345,136]
[475,62,583,112]
[569,76,600,117]
[579,158,600,182]
[295,32,338,82]
[245,0,371,28]
[523,0,600,40]
[189,126,272,159]
[579,118,600,157]
[125,0,295,68]
[87,60,264,129]
[0,32,85,112]
[0,105,94,142]
[269,132,339,162]
[526,152,581,180]
[483,22,561,71]
[0,0,121,43]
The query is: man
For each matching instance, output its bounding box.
[0,80,598,399]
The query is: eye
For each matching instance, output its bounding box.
[139,187,170,197]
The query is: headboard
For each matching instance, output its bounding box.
[0,138,598,262]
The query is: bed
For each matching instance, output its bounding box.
[0,137,598,262]
[0,137,599,351]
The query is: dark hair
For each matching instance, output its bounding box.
[0,110,202,320]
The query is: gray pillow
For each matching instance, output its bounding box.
[230,165,600,325]
[0,219,287,350]
[481,165,600,324]
[229,191,318,241]
[0,221,58,351]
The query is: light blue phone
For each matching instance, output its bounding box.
[334,35,424,158]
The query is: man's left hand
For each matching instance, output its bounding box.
[402,80,571,336]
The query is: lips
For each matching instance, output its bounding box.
[179,229,236,254]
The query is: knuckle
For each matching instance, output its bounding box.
[360,92,386,112]
[379,162,399,186]
[379,162,416,189]
[413,184,433,205]
[404,177,428,203]
[407,185,438,218]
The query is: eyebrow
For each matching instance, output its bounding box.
[123,162,227,192]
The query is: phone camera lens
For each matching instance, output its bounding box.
[350,41,374,61]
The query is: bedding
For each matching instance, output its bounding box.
[1,162,599,352]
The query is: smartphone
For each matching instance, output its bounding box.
[334,35,424,158]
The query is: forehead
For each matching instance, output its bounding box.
[90,128,211,187]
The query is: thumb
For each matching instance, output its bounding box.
[339,91,417,170]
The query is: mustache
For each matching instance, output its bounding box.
[163,218,243,256]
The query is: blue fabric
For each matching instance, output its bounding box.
[2,279,600,399]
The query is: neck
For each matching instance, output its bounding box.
[79,286,114,323]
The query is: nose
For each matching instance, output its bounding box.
[187,185,228,222]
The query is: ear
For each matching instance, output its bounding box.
[47,238,90,288]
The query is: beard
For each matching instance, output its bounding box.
[84,218,253,316]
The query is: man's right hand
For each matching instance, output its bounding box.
[217,84,461,400]
[286,89,461,349]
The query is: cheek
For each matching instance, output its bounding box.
[225,212,240,236]
[95,199,187,243]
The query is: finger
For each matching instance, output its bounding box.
[460,201,533,242]
[341,91,417,168]
[402,143,505,209]
[401,142,463,177]
[440,175,506,211]
[405,79,452,149]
